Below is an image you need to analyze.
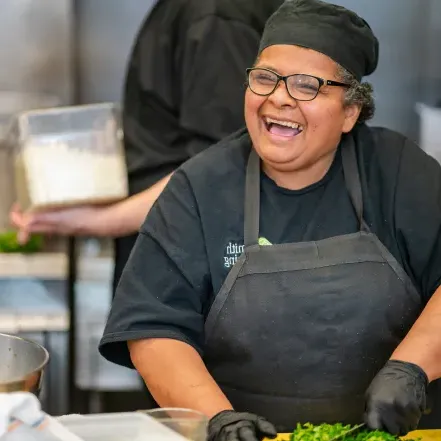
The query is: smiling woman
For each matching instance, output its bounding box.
[99,0,441,439]
[245,44,363,189]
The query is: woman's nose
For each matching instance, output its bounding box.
[268,80,298,107]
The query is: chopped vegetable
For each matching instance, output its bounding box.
[0,230,43,253]
[289,423,418,441]
[258,237,273,246]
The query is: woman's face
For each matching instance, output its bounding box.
[245,45,361,176]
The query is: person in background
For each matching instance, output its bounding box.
[10,0,284,290]
[98,0,441,437]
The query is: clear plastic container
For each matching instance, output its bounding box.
[0,91,60,229]
[57,412,189,441]
[0,91,60,142]
[11,103,128,211]
[139,408,208,441]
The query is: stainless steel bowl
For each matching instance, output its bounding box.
[0,333,49,394]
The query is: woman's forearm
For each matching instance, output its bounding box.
[128,338,233,417]
[391,285,441,382]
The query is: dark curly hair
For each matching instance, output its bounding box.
[336,65,375,124]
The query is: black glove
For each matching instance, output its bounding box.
[208,410,277,441]
[364,360,428,435]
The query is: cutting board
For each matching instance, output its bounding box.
[272,431,441,441]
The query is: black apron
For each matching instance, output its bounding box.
[203,138,431,431]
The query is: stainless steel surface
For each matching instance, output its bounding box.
[74,0,157,103]
[9,280,70,416]
[24,330,69,416]
[0,332,49,394]
[0,0,73,105]
[421,0,441,104]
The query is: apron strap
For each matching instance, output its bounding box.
[244,149,261,247]
[341,136,368,231]
[244,135,368,246]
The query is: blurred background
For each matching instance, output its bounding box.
[0,0,440,416]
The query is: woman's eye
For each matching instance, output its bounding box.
[299,84,318,91]
[256,74,276,83]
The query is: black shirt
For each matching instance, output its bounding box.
[100,124,441,368]
[114,0,284,289]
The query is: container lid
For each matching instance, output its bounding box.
[0,91,60,142]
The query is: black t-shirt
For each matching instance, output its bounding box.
[114,0,284,289]
[100,124,441,368]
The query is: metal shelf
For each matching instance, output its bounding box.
[0,252,68,279]
[0,252,113,281]
[0,311,69,333]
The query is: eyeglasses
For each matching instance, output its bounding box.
[246,68,350,101]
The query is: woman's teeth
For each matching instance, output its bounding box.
[265,117,303,131]
[264,117,303,137]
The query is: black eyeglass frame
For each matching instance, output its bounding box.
[246,67,351,101]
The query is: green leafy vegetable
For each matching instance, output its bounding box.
[258,237,273,246]
[0,231,43,253]
[289,423,418,441]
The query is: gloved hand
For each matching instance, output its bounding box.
[208,410,277,441]
[364,360,428,435]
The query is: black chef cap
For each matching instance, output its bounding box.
[258,0,379,81]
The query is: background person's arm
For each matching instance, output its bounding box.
[10,172,172,242]
[129,338,233,417]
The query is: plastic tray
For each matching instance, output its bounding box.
[58,412,189,441]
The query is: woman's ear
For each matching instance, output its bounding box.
[342,104,362,133]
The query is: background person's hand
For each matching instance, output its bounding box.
[208,410,277,441]
[364,360,428,435]
[9,203,107,244]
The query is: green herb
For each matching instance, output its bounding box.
[289,423,418,441]
[0,231,43,253]
[258,237,273,246]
